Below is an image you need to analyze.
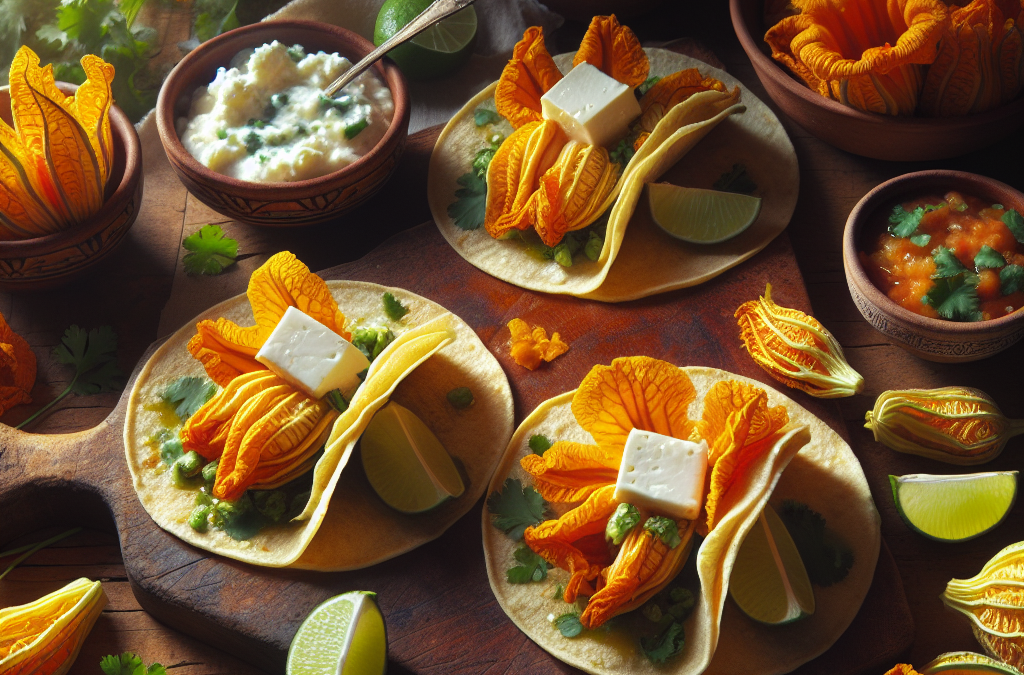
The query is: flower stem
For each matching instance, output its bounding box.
[15,381,75,431]
[0,527,82,581]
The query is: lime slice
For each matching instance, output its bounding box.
[361,401,465,513]
[374,0,478,81]
[647,184,762,244]
[921,651,1023,674]
[729,503,815,625]
[890,472,1018,542]
[286,591,387,675]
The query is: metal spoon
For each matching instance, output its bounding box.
[322,0,477,98]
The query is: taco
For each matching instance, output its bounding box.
[428,19,798,302]
[124,253,514,570]
[482,358,879,674]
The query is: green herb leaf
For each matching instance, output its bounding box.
[472,138,502,178]
[345,118,368,139]
[506,545,550,583]
[528,434,552,456]
[351,326,394,361]
[182,225,238,276]
[606,503,641,545]
[974,245,1006,270]
[162,376,217,421]
[99,653,166,675]
[54,325,121,395]
[931,246,968,278]
[637,75,661,97]
[448,171,486,231]
[195,0,239,43]
[643,516,681,548]
[1003,208,1024,244]
[640,621,685,664]
[474,108,501,126]
[712,163,757,195]
[446,386,474,409]
[609,135,635,166]
[923,274,983,322]
[1000,264,1024,295]
[382,291,409,321]
[487,478,548,540]
[555,613,584,638]
[888,204,943,238]
[778,501,854,587]
[909,233,931,247]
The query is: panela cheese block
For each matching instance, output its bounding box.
[614,428,708,520]
[540,62,641,148]
[255,305,370,399]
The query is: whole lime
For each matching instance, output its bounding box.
[373,0,478,81]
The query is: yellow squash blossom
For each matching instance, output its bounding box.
[507,318,568,370]
[0,309,35,416]
[487,16,732,246]
[181,252,347,501]
[519,357,793,629]
[765,0,949,114]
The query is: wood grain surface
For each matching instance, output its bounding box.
[0,2,1021,674]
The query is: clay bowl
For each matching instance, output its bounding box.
[844,170,1024,362]
[156,20,409,227]
[0,84,142,291]
[730,0,1024,161]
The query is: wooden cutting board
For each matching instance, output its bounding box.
[0,215,912,673]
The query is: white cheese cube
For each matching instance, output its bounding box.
[614,428,708,521]
[255,305,369,399]
[540,62,641,148]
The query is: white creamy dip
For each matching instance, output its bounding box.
[178,41,394,183]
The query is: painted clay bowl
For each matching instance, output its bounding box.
[844,170,1024,362]
[0,84,142,291]
[730,0,1024,161]
[156,20,409,227]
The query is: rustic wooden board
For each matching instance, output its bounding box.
[0,219,910,674]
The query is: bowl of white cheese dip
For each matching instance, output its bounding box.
[156,20,409,227]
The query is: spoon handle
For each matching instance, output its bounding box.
[323,0,477,98]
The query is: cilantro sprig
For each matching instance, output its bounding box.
[382,292,409,321]
[474,108,501,127]
[1001,264,1024,295]
[447,136,504,231]
[974,245,1006,271]
[554,613,584,638]
[888,203,942,238]
[528,434,552,456]
[1003,208,1024,244]
[487,478,548,540]
[640,621,685,664]
[506,545,550,583]
[182,225,238,276]
[162,376,217,421]
[100,652,166,675]
[931,246,968,278]
[923,274,983,322]
[17,325,121,430]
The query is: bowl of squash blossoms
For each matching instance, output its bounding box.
[0,46,142,290]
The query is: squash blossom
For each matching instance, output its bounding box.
[735,284,864,398]
[507,318,568,370]
[0,578,106,675]
[0,309,36,417]
[942,541,1024,668]
[0,47,115,239]
[882,653,1015,675]
[487,16,735,246]
[519,357,797,629]
[865,387,1024,465]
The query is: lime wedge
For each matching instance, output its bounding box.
[921,651,1023,674]
[890,472,1018,542]
[361,401,465,513]
[286,591,387,675]
[729,503,815,625]
[647,184,762,244]
[374,0,477,80]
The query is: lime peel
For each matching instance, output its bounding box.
[286,591,387,675]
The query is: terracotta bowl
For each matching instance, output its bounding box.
[0,84,142,291]
[729,0,1024,161]
[156,20,409,227]
[844,171,1024,362]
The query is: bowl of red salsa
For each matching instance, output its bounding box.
[844,170,1024,363]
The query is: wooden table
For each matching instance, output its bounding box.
[1,2,1021,673]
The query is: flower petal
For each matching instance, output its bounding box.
[534,141,619,246]
[571,356,697,449]
[214,383,294,500]
[0,309,34,416]
[181,370,285,459]
[187,319,265,387]
[698,380,789,467]
[507,318,569,370]
[495,26,563,129]
[572,15,650,88]
[520,441,621,502]
[484,120,565,239]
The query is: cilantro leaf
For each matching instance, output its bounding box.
[888,205,923,238]
[643,516,681,548]
[554,613,584,638]
[195,0,239,43]
[182,225,238,276]
[637,75,660,97]
[474,108,501,126]
[471,139,501,178]
[447,171,486,231]
[162,376,217,421]
[507,545,550,583]
[909,233,931,247]
[528,434,552,456]
[54,325,121,396]
[99,653,166,675]
[974,245,1006,271]
[778,501,854,587]
[923,274,983,322]
[487,478,548,540]
[713,163,757,195]
[640,621,685,664]
[1003,208,1024,244]
[931,246,968,278]
[609,135,635,166]
[382,291,409,321]
[1001,264,1024,295]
